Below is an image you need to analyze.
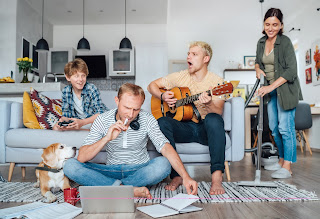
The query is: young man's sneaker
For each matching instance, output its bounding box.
[271,168,292,179]
[264,162,281,171]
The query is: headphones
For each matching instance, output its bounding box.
[114,110,140,131]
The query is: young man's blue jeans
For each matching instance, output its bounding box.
[63,156,171,187]
[267,90,297,163]
[158,113,226,178]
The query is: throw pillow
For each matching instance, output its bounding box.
[30,88,62,129]
[23,92,41,129]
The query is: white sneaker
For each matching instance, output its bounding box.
[271,168,292,179]
[264,162,281,171]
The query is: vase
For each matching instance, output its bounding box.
[21,69,30,83]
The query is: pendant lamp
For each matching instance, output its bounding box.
[36,0,49,52]
[119,0,132,50]
[77,0,90,50]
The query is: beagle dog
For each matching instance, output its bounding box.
[34,143,76,202]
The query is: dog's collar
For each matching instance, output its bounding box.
[35,164,62,173]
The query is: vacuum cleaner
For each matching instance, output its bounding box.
[238,74,278,187]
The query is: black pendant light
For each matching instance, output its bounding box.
[36,0,49,52]
[119,0,132,50]
[77,0,90,50]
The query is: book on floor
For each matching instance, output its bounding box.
[137,193,202,218]
[0,202,82,219]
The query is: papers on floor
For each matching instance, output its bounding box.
[0,202,82,219]
[137,193,202,218]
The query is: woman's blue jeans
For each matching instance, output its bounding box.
[63,156,171,187]
[267,90,297,163]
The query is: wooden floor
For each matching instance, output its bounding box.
[1,150,319,219]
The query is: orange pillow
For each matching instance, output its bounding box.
[23,91,41,129]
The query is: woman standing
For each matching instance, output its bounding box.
[255,8,302,179]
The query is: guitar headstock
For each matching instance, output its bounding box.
[211,81,239,99]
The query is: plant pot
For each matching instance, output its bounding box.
[21,69,30,83]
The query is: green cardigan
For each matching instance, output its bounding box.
[255,34,303,110]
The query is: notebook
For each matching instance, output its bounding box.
[79,186,135,213]
[137,193,202,218]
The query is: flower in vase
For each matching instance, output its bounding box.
[16,57,34,73]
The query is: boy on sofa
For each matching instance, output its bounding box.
[53,58,108,131]
[63,83,197,198]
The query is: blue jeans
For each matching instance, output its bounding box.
[63,157,171,187]
[267,90,297,163]
[158,113,226,178]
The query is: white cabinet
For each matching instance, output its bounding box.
[135,44,168,91]
[108,49,135,77]
[47,47,76,74]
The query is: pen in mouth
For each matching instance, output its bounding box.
[124,118,129,126]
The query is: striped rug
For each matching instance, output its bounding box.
[0,181,318,203]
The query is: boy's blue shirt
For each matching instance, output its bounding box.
[62,82,108,119]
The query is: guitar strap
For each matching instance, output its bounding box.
[191,102,202,122]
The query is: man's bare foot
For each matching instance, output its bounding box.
[210,170,225,195]
[133,187,152,199]
[165,176,183,191]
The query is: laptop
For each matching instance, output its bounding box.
[79,186,135,213]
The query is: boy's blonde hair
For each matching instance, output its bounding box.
[189,41,213,65]
[64,58,89,77]
[118,83,145,102]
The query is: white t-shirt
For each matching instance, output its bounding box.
[82,109,169,165]
[72,90,86,119]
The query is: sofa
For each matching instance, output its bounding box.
[0,90,244,181]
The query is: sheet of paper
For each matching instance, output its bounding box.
[161,193,199,211]
[0,202,82,219]
[179,205,203,213]
[137,204,178,218]
[0,202,49,219]
[23,203,82,219]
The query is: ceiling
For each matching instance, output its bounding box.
[25,0,317,27]
[25,0,168,25]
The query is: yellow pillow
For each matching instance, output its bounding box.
[23,91,41,129]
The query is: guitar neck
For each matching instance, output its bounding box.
[176,90,210,107]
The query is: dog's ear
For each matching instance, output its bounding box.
[41,145,59,168]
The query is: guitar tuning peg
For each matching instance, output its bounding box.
[217,83,220,86]
[222,82,225,84]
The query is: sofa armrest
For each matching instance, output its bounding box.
[0,101,13,163]
[227,97,245,161]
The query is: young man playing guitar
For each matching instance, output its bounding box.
[148,41,226,195]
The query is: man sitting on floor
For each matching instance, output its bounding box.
[64,83,198,198]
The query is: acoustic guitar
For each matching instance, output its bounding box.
[151,81,239,123]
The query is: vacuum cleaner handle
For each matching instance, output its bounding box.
[244,78,260,108]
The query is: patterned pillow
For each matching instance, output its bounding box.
[30,88,62,129]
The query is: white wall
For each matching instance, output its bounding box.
[0,0,17,79]
[16,0,53,82]
[286,1,320,105]
[0,0,53,81]
[167,0,263,77]
[53,24,167,61]
[285,1,320,149]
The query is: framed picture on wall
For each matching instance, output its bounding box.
[244,56,256,69]
[311,40,320,86]
[22,38,30,58]
[232,84,247,101]
[305,49,311,66]
[306,68,312,84]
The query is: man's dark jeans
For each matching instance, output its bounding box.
[158,113,226,179]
